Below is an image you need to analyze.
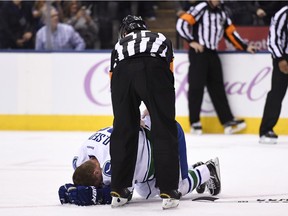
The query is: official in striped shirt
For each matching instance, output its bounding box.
[176,0,256,135]
[109,15,181,208]
[259,5,288,144]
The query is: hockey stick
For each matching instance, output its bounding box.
[192,196,288,203]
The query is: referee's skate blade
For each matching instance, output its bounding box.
[111,197,128,208]
[259,137,277,144]
[224,122,246,134]
[162,199,179,210]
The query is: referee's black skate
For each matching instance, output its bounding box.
[223,119,246,134]
[110,188,133,208]
[190,122,202,135]
[205,157,221,196]
[259,131,278,144]
[192,161,206,193]
[160,189,182,209]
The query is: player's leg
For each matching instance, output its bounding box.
[134,179,159,199]
[179,158,221,196]
[178,163,210,196]
[176,122,189,180]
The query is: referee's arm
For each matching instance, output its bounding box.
[223,18,248,51]
[164,38,175,73]
[224,15,260,54]
[267,6,288,74]
[109,50,117,79]
[176,13,196,43]
[267,7,287,62]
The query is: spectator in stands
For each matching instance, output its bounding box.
[137,1,156,21]
[224,1,257,26]
[85,1,158,49]
[35,6,85,50]
[32,1,65,31]
[32,0,47,31]
[52,0,65,22]
[62,0,98,49]
[176,1,198,17]
[88,1,136,49]
[255,1,286,26]
[0,0,35,49]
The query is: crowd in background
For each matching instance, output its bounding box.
[0,0,286,50]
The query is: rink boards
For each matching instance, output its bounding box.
[0,51,287,134]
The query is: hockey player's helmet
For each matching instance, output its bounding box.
[118,15,147,39]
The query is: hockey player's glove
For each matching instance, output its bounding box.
[67,185,98,206]
[94,186,112,204]
[58,184,74,204]
[58,184,112,205]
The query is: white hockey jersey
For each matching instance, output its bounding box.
[72,118,154,187]
[72,117,210,199]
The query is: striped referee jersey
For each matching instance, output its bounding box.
[110,30,174,71]
[267,5,288,60]
[176,1,247,51]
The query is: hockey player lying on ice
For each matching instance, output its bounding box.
[58,114,221,206]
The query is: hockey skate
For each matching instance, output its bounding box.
[224,119,246,134]
[160,190,181,210]
[259,131,278,144]
[110,188,133,208]
[192,161,206,193]
[191,122,202,135]
[205,157,221,196]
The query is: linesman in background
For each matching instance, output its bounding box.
[109,15,181,209]
[176,0,257,135]
[259,5,288,144]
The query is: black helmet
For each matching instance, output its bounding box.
[118,15,147,39]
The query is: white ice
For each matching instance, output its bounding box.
[1,131,288,216]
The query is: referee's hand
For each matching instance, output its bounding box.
[278,60,288,74]
[189,42,204,53]
[246,44,258,54]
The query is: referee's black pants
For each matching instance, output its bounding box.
[110,56,179,192]
[259,58,288,136]
[188,48,234,125]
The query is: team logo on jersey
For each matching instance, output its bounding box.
[103,161,111,177]
[72,157,78,170]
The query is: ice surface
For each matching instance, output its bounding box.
[1,131,288,216]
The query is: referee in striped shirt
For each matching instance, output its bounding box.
[109,15,181,209]
[176,0,256,135]
[259,5,288,144]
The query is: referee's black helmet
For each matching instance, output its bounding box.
[118,15,147,39]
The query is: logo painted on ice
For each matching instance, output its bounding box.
[103,161,111,177]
